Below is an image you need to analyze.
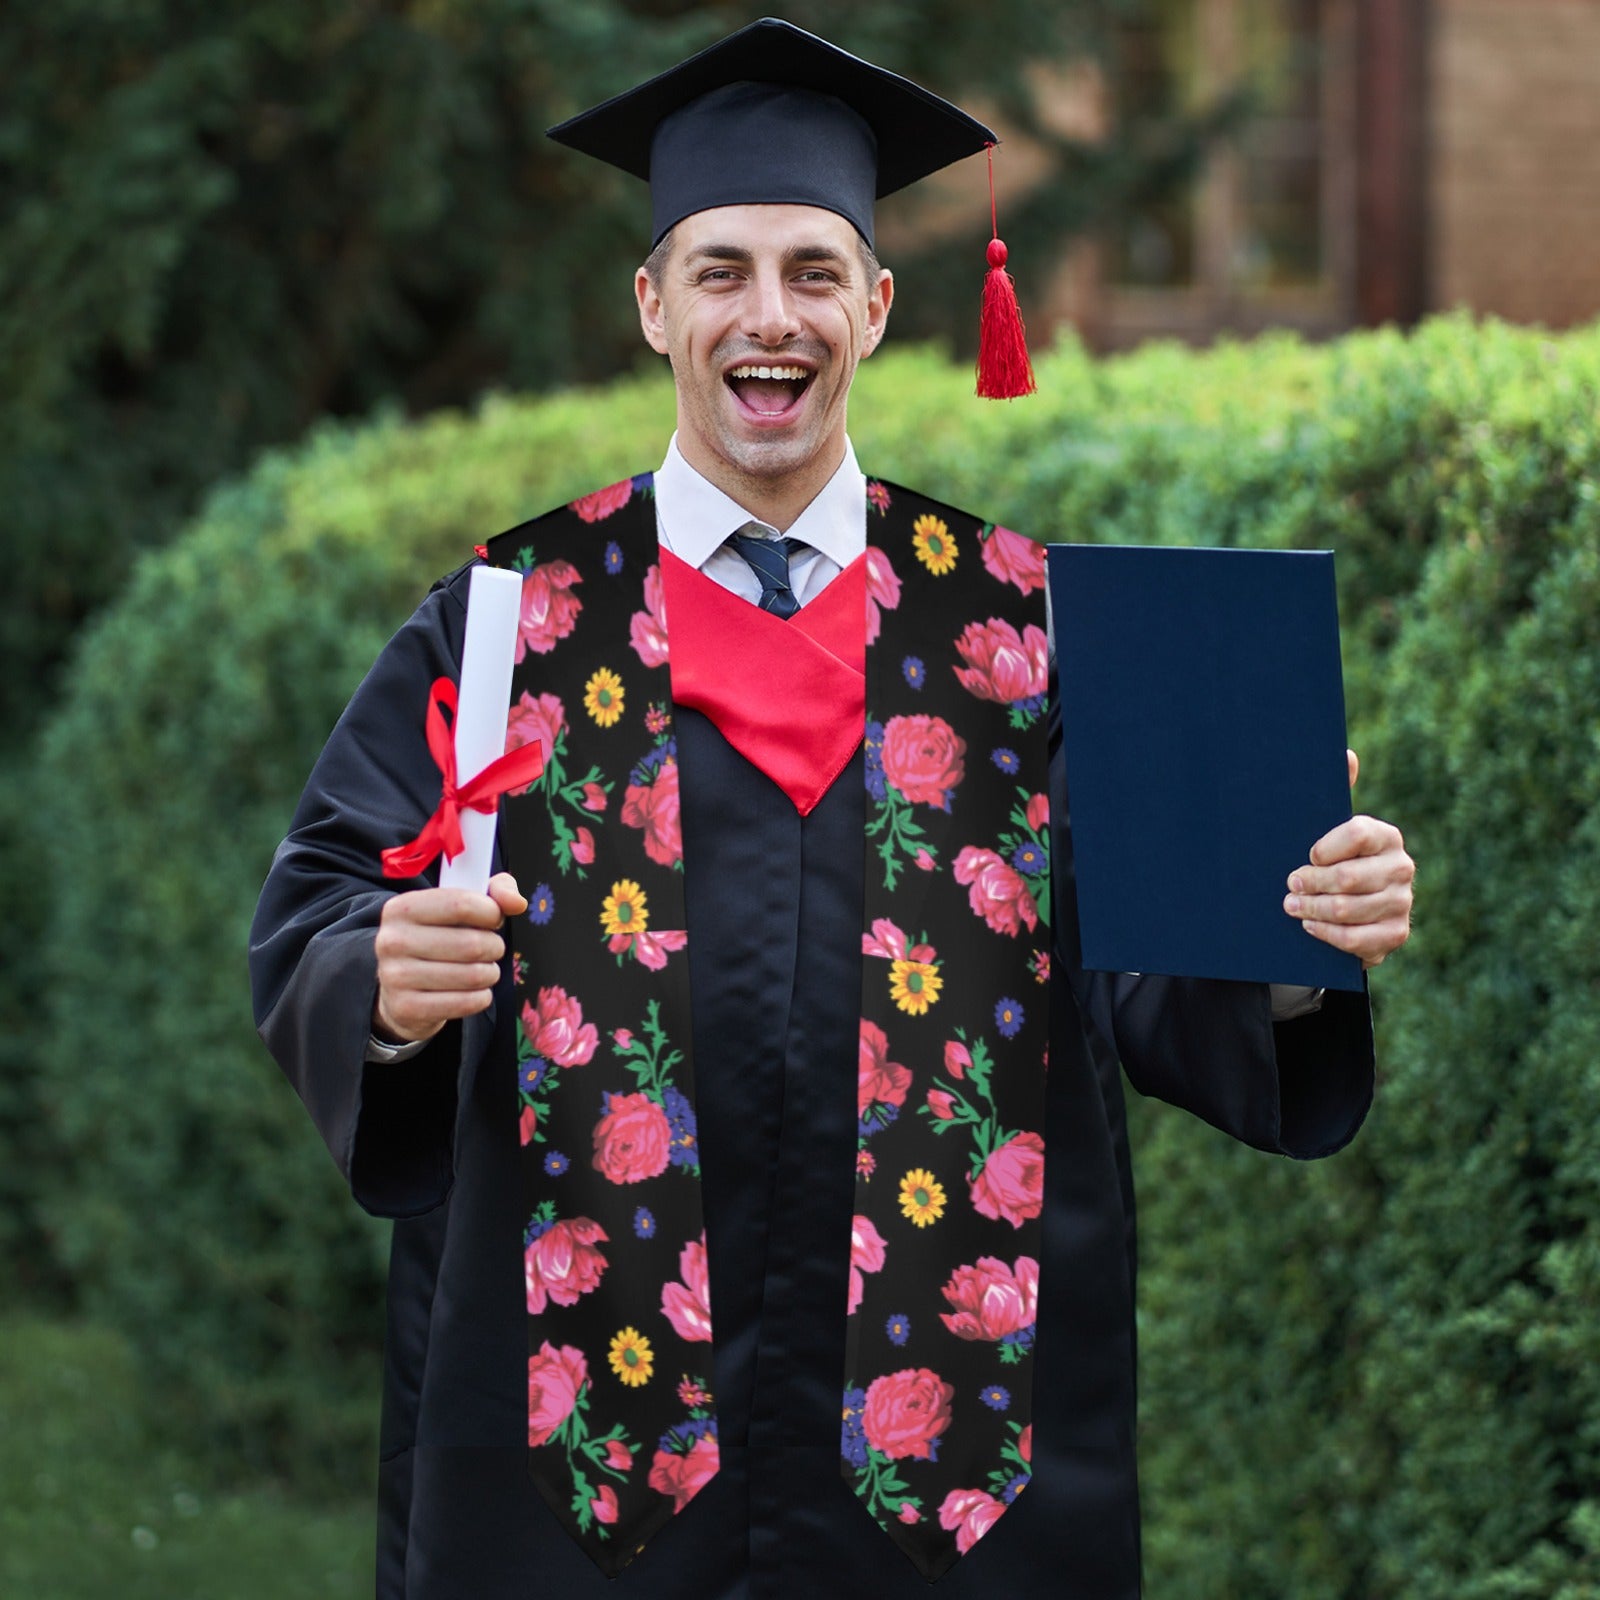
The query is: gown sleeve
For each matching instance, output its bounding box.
[1046,672,1375,1161]
[248,564,501,1216]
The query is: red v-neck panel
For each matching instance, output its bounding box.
[789,551,867,673]
[660,549,866,815]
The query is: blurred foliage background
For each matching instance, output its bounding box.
[5,1,1599,1595]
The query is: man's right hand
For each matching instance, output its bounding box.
[372,872,528,1045]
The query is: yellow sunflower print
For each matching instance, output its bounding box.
[889,957,943,1015]
[899,1168,946,1228]
[912,514,958,576]
[584,667,625,727]
[601,879,649,938]
[608,1326,654,1387]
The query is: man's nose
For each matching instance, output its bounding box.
[745,272,801,346]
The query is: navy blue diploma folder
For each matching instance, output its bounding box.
[1047,544,1364,993]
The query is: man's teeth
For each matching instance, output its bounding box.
[727,365,809,380]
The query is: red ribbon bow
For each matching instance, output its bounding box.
[381,677,546,880]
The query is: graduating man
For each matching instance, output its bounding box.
[250,19,1414,1600]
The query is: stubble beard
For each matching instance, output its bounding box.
[686,335,845,489]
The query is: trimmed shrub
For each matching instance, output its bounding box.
[33,317,1600,1600]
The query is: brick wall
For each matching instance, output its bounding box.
[1431,0,1600,327]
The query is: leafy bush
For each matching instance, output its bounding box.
[0,1315,369,1598]
[32,317,1600,1600]
[33,377,676,1480]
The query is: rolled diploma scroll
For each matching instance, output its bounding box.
[438,565,524,892]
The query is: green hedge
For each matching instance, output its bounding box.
[32,317,1600,1597]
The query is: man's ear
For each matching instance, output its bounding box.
[636,267,670,356]
[862,268,894,358]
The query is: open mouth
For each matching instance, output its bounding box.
[725,363,813,418]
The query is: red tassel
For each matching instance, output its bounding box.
[977,239,1036,399]
[976,146,1035,400]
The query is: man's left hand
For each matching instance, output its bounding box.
[1284,750,1415,968]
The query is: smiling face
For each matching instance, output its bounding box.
[635,204,893,528]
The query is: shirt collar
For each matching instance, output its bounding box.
[654,434,866,571]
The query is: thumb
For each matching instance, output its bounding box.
[488,871,528,916]
[1347,748,1360,792]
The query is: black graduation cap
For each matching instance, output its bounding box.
[547,16,998,248]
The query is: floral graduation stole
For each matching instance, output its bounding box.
[483,473,1051,1581]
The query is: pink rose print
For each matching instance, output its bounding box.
[661,1233,714,1344]
[504,692,566,788]
[591,1485,619,1525]
[862,1368,955,1462]
[897,1502,921,1525]
[516,560,583,661]
[847,1214,887,1315]
[943,1040,972,1080]
[604,1439,634,1471]
[582,781,608,812]
[609,927,688,970]
[939,1487,1005,1554]
[520,985,599,1067]
[592,1091,671,1184]
[571,826,596,865]
[858,1020,912,1116]
[861,918,936,964]
[980,525,1047,595]
[952,847,1039,938]
[630,563,669,668]
[969,1132,1046,1229]
[1019,1424,1032,1464]
[570,478,633,523]
[525,1218,609,1314]
[621,759,683,868]
[519,1104,538,1146]
[649,1433,719,1512]
[927,1089,958,1120]
[527,1341,588,1447]
[880,715,967,808]
[939,1255,1040,1342]
[864,545,902,646]
[1025,791,1049,834]
[914,848,936,871]
[952,618,1048,705]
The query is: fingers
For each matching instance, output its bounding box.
[1285,879,1412,928]
[377,941,506,986]
[1307,813,1403,869]
[373,977,497,1045]
[384,887,511,929]
[1347,748,1359,790]
[1299,911,1414,969]
[373,886,516,1044]
[1284,810,1415,969]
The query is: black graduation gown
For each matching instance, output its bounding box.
[250,561,1374,1600]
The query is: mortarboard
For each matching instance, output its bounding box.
[547,16,999,250]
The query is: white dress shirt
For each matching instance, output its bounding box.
[653,433,864,604]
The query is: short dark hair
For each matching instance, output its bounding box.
[643,227,676,291]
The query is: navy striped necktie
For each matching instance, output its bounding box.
[726,526,806,619]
